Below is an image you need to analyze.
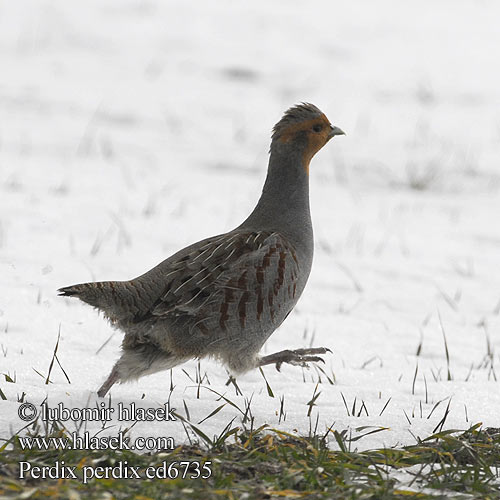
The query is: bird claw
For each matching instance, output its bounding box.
[275,355,325,372]
[259,347,332,372]
[287,347,332,356]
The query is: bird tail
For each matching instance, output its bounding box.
[58,283,88,298]
[58,281,130,321]
[59,281,110,305]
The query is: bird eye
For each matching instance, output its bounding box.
[312,124,323,133]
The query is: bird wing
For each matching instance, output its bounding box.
[148,230,300,334]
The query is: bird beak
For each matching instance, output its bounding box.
[328,125,345,139]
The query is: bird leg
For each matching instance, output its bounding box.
[258,347,331,372]
[97,366,120,398]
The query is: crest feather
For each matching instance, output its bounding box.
[272,103,323,141]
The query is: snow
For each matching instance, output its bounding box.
[1,0,500,452]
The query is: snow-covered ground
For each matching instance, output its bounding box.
[1,0,500,451]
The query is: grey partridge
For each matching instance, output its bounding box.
[59,103,345,397]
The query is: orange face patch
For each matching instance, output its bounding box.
[277,115,333,173]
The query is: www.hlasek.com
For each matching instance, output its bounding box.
[18,431,174,452]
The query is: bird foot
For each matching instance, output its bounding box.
[97,367,120,398]
[258,347,331,372]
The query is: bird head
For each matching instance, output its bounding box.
[271,103,344,172]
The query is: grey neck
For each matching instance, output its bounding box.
[239,145,313,249]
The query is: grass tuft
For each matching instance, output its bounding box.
[1,423,499,499]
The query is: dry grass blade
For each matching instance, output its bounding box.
[306,383,321,417]
[379,397,392,416]
[45,326,62,385]
[437,309,452,381]
[340,392,350,416]
[412,361,418,395]
[95,332,115,355]
[54,353,71,384]
[198,403,227,425]
[433,398,452,434]
[258,367,274,397]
